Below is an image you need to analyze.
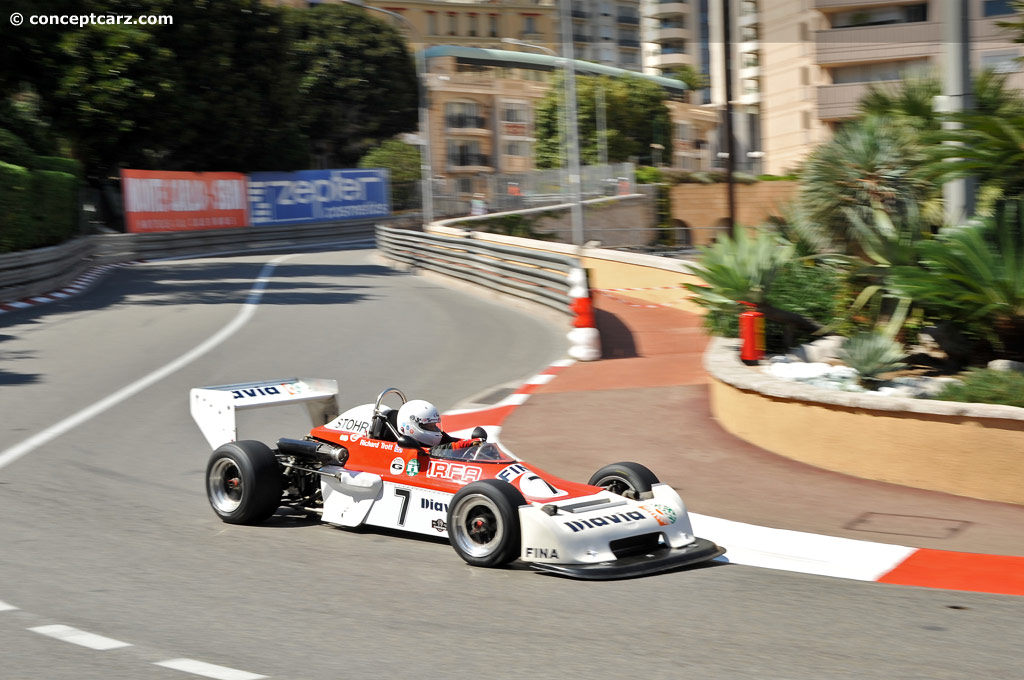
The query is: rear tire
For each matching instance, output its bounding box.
[588,462,659,500]
[447,480,525,568]
[206,440,283,524]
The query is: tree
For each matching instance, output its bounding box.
[358,138,421,210]
[799,116,936,252]
[534,73,671,168]
[664,64,707,91]
[286,4,418,168]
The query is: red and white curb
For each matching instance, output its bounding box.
[0,263,125,316]
[442,361,1024,596]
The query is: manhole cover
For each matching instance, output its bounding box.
[845,512,972,539]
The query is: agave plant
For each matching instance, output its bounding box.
[836,331,907,388]
[889,200,1024,359]
[683,228,826,337]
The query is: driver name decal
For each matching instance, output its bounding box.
[561,511,646,533]
[426,461,482,484]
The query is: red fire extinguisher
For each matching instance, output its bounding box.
[738,301,765,365]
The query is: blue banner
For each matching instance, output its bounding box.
[247,168,391,226]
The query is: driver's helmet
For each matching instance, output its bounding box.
[397,400,443,447]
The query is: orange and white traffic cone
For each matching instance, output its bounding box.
[567,267,601,361]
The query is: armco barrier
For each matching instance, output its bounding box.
[375,224,578,315]
[0,217,395,305]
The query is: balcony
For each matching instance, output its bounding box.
[446,114,488,130]
[648,2,689,19]
[653,27,691,42]
[448,152,491,169]
[619,39,641,48]
[618,15,640,25]
[815,0,913,10]
[815,22,941,66]
[817,80,898,120]
[650,52,690,69]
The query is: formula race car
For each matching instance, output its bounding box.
[190,379,723,579]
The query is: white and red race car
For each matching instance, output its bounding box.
[191,379,723,579]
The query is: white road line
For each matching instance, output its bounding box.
[0,254,297,471]
[29,624,131,650]
[0,600,18,611]
[154,658,266,680]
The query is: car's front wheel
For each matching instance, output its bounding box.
[206,440,282,524]
[447,480,525,568]
[588,461,659,500]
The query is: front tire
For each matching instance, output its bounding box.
[206,440,283,525]
[447,480,525,568]
[588,462,659,500]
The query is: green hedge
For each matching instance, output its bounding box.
[0,161,33,252]
[931,369,1024,408]
[0,128,37,169]
[0,161,80,253]
[35,156,83,179]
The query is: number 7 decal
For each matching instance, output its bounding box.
[394,487,411,526]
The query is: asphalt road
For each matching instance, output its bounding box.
[0,246,1020,680]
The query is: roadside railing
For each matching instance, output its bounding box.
[375,224,578,315]
[0,217,399,305]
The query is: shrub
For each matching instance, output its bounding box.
[34,156,83,179]
[700,260,846,352]
[836,331,907,387]
[0,128,36,169]
[931,368,1024,408]
[0,161,33,253]
[32,170,80,248]
[634,165,663,185]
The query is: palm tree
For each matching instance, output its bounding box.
[799,116,935,253]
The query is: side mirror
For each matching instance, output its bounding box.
[470,426,488,441]
[397,435,423,451]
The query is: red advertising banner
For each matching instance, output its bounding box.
[120,169,249,233]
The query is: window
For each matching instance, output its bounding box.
[741,24,758,42]
[524,16,537,35]
[504,141,530,157]
[446,102,485,129]
[799,22,808,42]
[661,40,687,55]
[984,0,1016,16]
[468,14,478,37]
[743,78,759,94]
[831,58,928,84]
[742,52,759,68]
[489,15,498,38]
[675,122,691,142]
[427,12,437,36]
[659,17,686,29]
[832,4,927,28]
[981,49,1022,73]
[802,110,811,130]
[800,66,809,86]
[457,178,473,194]
[448,13,457,36]
[501,102,530,123]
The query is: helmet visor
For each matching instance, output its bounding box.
[419,420,440,433]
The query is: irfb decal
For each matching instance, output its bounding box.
[640,504,678,527]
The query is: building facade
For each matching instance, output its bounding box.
[568,0,645,71]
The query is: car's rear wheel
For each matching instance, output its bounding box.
[588,462,659,500]
[206,440,282,524]
[447,480,525,568]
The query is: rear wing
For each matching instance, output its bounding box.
[190,378,339,449]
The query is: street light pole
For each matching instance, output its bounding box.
[502,30,585,246]
[341,1,434,224]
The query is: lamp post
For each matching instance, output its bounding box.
[503,8,585,247]
[340,1,434,223]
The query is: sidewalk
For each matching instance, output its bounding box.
[495,291,1024,591]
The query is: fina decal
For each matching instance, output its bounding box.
[524,547,559,560]
[640,503,678,526]
[389,457,405,475]
[405,458,420,476]
[431,518,447,533]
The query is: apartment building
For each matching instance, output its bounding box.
[568,0,645,71]
[814,0,1024,124]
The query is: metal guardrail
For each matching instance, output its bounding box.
[375,224,578,315]
[0,218,397,305]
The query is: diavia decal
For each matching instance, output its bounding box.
[561,511,646,533]
[389,457,405,475]
[405,458,420,476]
[426,460,482,484]
[640,503,678,526]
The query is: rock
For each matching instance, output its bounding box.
[793,335,846,363]
[988,359,1024,373]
